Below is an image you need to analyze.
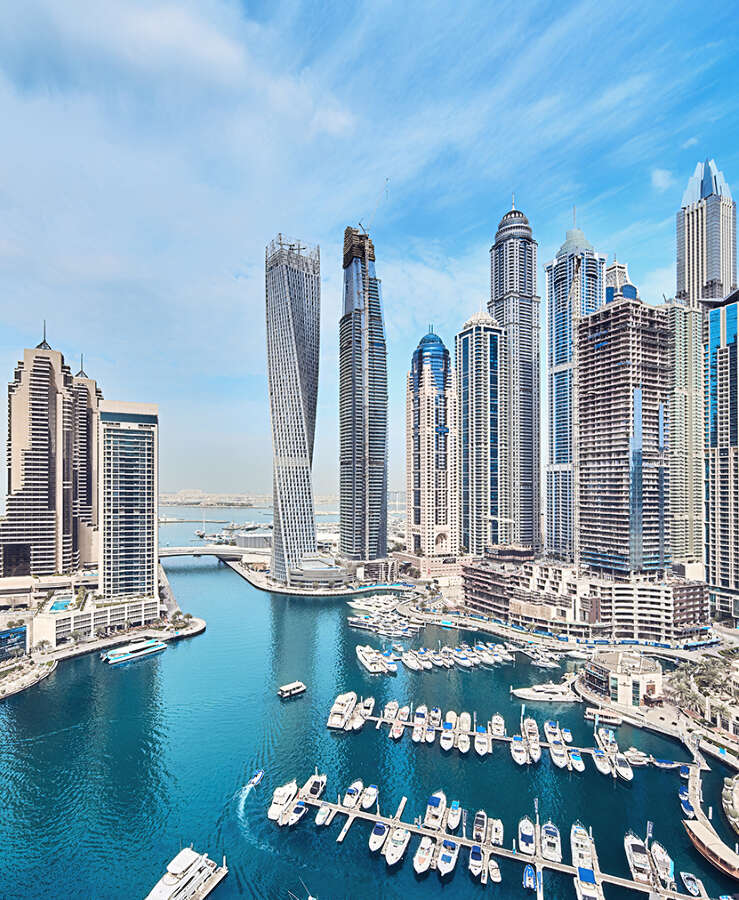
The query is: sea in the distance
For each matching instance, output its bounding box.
[1,505,737,899]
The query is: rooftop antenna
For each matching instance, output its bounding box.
[512,191,516,210]
[43,320,46,343]
[573,205,577,228]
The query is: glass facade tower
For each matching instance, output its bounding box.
[339,227,388,561]
[265,235,320,584]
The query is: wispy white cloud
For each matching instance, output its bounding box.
[682,136,699,149]
[651,168,675,191]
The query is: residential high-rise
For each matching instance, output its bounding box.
[706,289,739,620]
[0,336,102,577]
[664,297,705,570]
[577,289,670,576]
[339,226,388,561]
[489,202,540,549]
[455,311,507,556]
[545,225,606,560]
[405,330,459,559]
[265,235,320,584]
[677,159,736,304]
[98,401,158,599]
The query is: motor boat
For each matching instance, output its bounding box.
[680,872,704,897]
[415,649,433,670]
[384,827,411,866]
[650,840,676,891]
[523,864,536,890]
[425,725,436,744]
[592,748,611,775]
[489,818,503,846]
[369,821,388,852]
[268,780,297,821]
[390,719,405,740]
[356,644,386,675]
[541,821,562,862]
[402,651,422,671]
[571,823,594,870]
[474,726,490,756]
[383,700,399,720]
[447,800,461,830]
[549,739,568,769]
[360,696,376,718]
[614,753,634,783]
[562,727,573,743]
[624,832,654,885]
[379,651,398,674]
[440,722,455,751]
[301,772,327,801]
[430,651,445,667]
[287,800,308,826]
[423,791,447,830]
[247,769,264,789]
[457,731,470,754]
[518,816,535,855]
[360,784,378,810]
[445,710,458,728]
[523,718,541,763]
[490,713,506,737]
[569,749,585,773]
[468,845,484,878]
[453,649,473,669]
[488,858,501,883]
[398,705,411,722]
[413,835,434,874]
[624,746,649,766]
[327,692,357,729]
[472,809,487,842]
[458,711,472,732]
[543,720,560,742]
[436,839,460,877]
[412,723,424,743]
[511,735,528,765]
[342,780,363,808]
[429,706,442,727]
[314,802,330,826]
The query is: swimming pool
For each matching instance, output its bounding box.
[49,599,72,612]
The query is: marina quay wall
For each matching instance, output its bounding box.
[462,556,709,643]
[33,597,161,650]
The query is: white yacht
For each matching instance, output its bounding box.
[300,772,327,802]
[650,840,676,891]
[510,735,528,765]
[561,727,573,744]
[425,724,436,744]
[474,726,490,756]
[440,722,455,751]
[436,839,460,877]
[268,780,297,821]
[571,824,604,900]
[489,818,504,846]
[342,780,363,808]
[401,651,422,671]
[360,696,376,718]
[390,718,405,740]
[624,832,654,885]
[383,700,399,721]
[541,821,562,862]
[398,705,411,722]
[369,821,388,852]
[356,644,385,674]
[360,784,378,810]
[103,638,167,666]
[518,816,535,855]
[287,800,308,826]
[488,858,502,883]
[592,748,611,775]
[458,710,472,731]
[384,827,411,866]
[614,753,634,783]
[543,720,560,743]
[457,731,470,754]
[447,800,461,830]
[415,649,433,670]
[314,802,330,826]
[472,809,487,843]
[490,713,506,737]
[457,712,471,754]
[414,836,434,873]
[430,651,445,667]
[424,791,447,830]
[453,649,473,669]
[549,739,568,769]
[327,692,357,729]
[569,749,585,772]
[145,847,226,900]
[429,706,442,727]
[523,717,541,763]
[468,845,484,878]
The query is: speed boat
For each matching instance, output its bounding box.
[569,749,585,773]
[360,784,378,810]
[472,809,487,843]
[287,800,308,826]
[511,735,528,765]
[440,722,455,751]
[624,832,654,885]
[468,845,484,878]
[369,821,388,852]
[413,835,434,874]
[384,827,411,866]
[592,748,611,775]
[436,839,460,877]
[268,780,297,821]
[541,821,562,862]
[447,800,461,830]
[614,753,634,783]
[518,816,535,855]
[425,725,436,744]
[474,726,490,756]
[650,840,676,891]
[342,780,363,808]
[423,791,447,830]
[489,818,504,846]
[523,864,536,890]
[314,802,330,826]
[561,727,573,744]
[247,769,264,789]
[490,713,506,737]
[680,872,704,897]
[488,858,501,883]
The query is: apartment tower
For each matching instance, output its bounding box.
[265,235,320,584]
[405,330,459,559]
[339,226,388,561]
[489,202,540,549]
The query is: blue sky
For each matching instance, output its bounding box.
[0,0,737,495]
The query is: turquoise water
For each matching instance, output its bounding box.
[50,599,72,611]
[0,509,738,898]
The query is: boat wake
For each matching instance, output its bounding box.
[236,783,254,823]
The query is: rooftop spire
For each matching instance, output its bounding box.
[76,353,87,378]
[511,191,515,210]
[36,319,51,351]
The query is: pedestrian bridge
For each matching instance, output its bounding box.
[159,545,243,560]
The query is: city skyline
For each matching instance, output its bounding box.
[1,2,738,496]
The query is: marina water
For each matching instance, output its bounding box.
[1,508,738,898]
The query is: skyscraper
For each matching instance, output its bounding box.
[489,202,540,549]
[405,330,459,559]
[0,337,102,577]
[265,235,320,584]
[577,288,670,576]
[339,226,388,561]
[677,159,736,304]
[706,289,739,620]
[456,311,507,556]
[545,225,606,560]
[98,401,159,599]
